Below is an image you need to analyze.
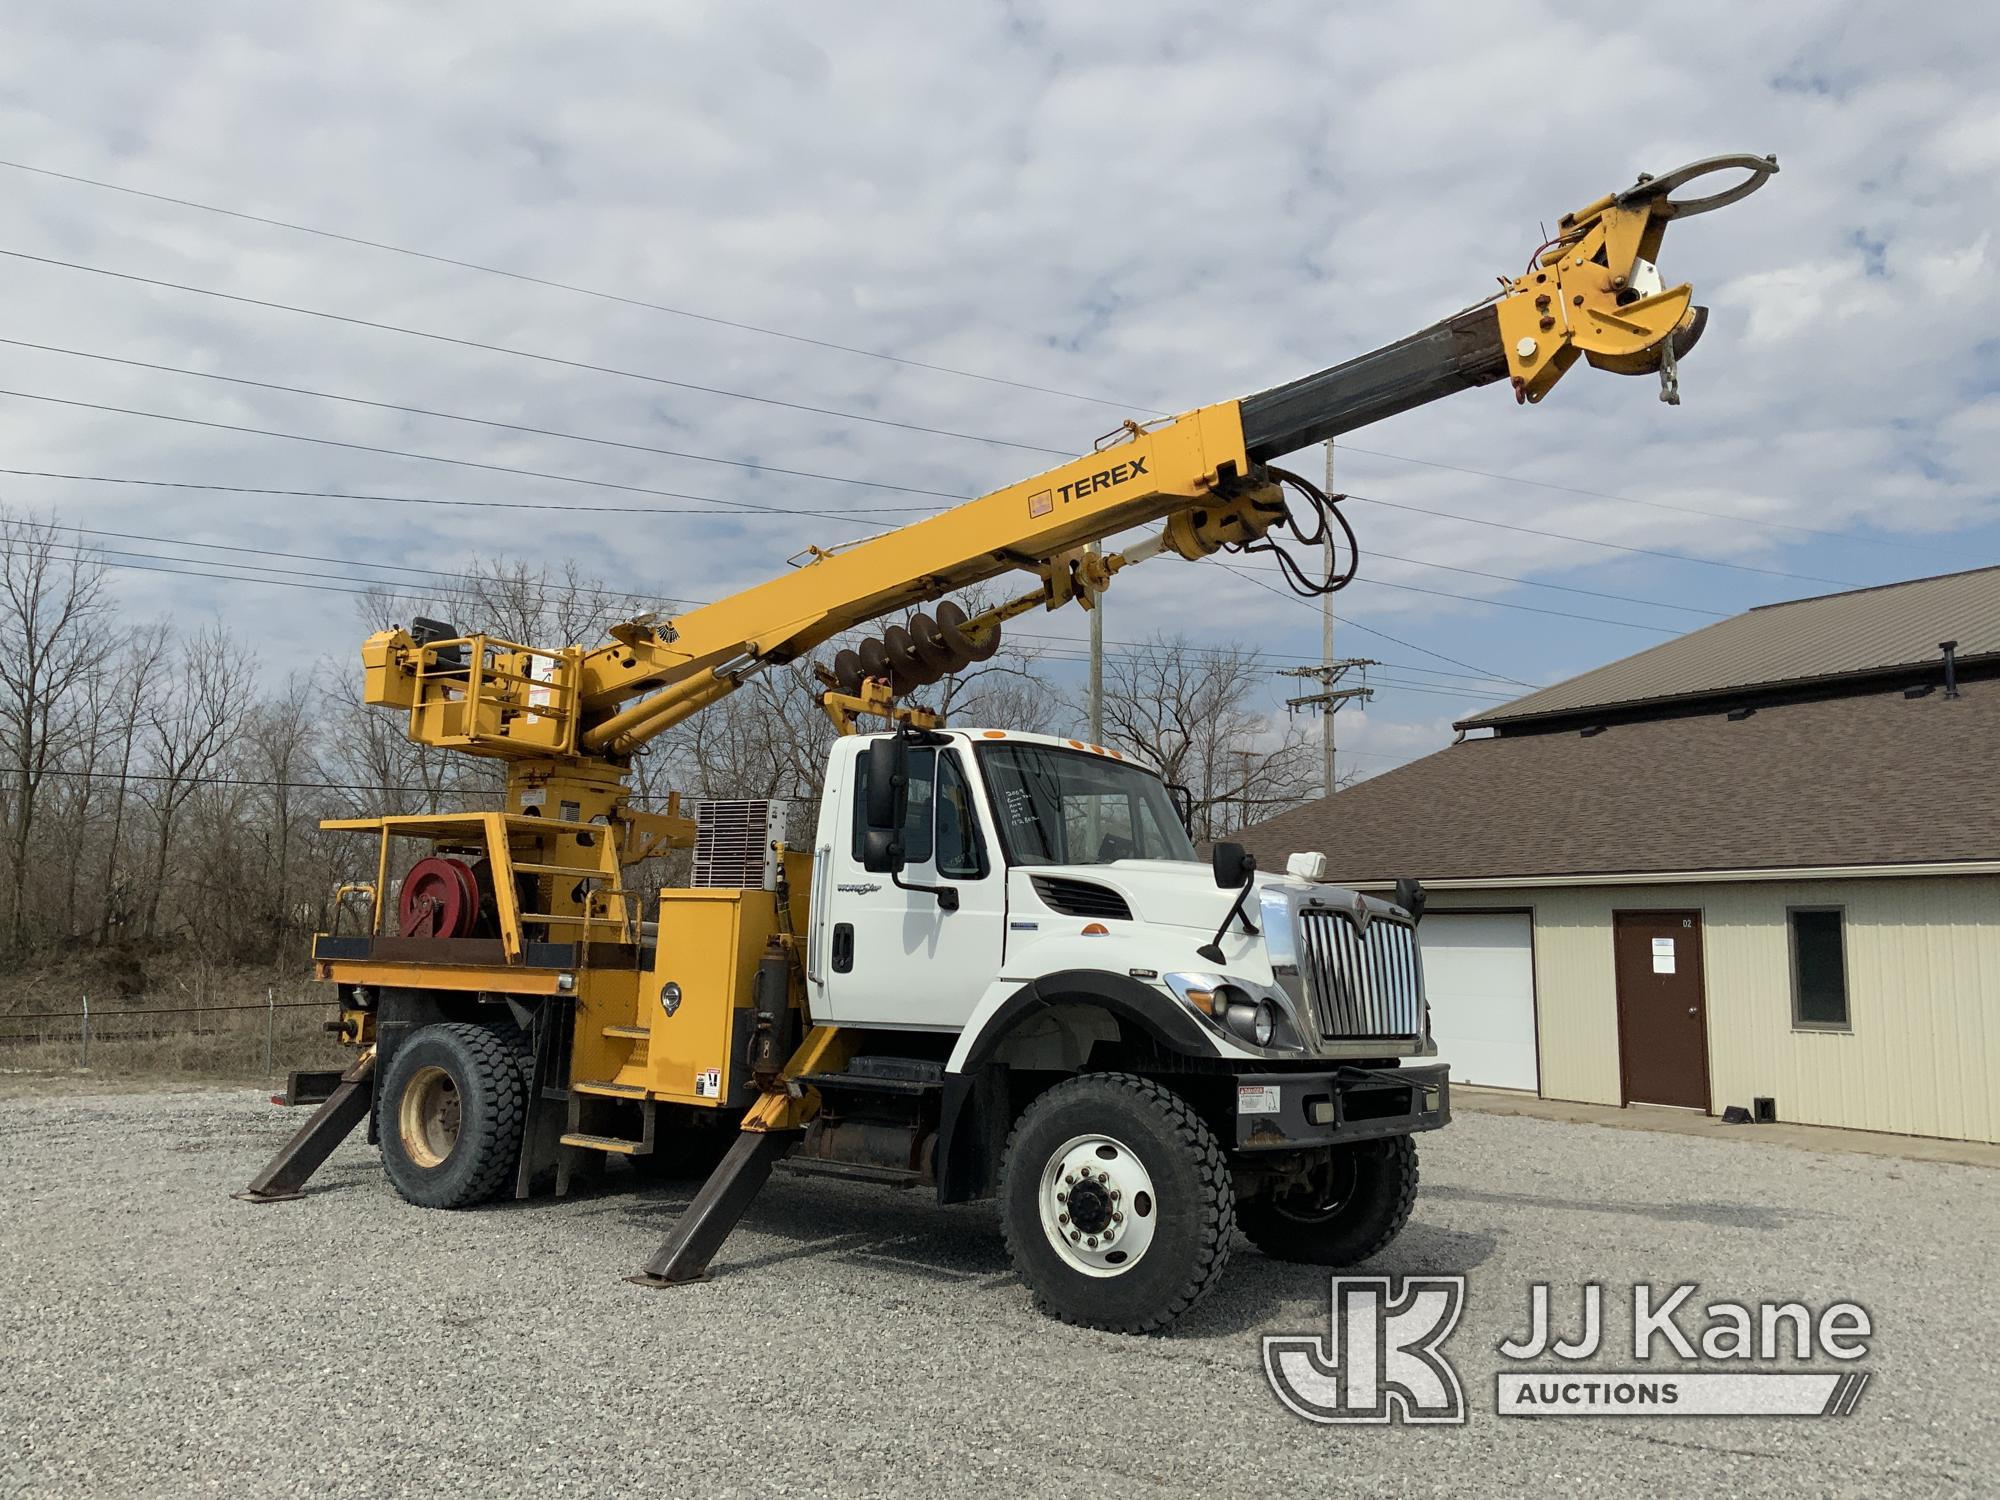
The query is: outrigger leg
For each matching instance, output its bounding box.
[234,1049,376,1203]
[626,1127,798,1286]
[627,1025,853,1288]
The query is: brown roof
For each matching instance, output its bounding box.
[1240,683,2000,883]
[1462,564,2000,731]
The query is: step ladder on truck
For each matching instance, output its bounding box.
[240,156,1776,1332]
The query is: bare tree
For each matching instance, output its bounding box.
[95,622,173,944]
[1086,634,1317,841]
[0,513,111,949]
[243,673,319,952]
[137,623,256,942]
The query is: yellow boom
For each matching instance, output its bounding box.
[346,154,1775,904]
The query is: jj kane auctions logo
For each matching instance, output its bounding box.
[1265,1278,1873,1424]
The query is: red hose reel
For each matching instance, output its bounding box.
[398,856,479,939]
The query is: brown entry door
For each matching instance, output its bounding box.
[1612,910,1710,1110]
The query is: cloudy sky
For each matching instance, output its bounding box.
[0,1,1994,780]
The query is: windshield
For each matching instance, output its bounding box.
[978,743,1197,867]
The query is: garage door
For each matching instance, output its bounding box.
[1420,912,1539,1093]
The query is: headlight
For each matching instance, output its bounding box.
[1220,992,1276,1048]
[1163,972,1299,1051]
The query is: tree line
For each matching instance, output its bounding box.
[0,510,1324,971]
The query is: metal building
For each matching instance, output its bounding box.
[1241,566,2000,1144]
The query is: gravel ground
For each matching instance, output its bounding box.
[1,1089,1993,1499]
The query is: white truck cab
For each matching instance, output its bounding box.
[791,727,1449,1331]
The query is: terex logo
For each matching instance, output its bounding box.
[1263,1276,1467,1425]
[1056,454,1148,503]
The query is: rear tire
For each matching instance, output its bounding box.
[1239,1136,1418,1266]
[379,1022,528,1208]
[1000,1072,1233,1334]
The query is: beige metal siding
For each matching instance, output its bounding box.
[1428,876,2000,1144]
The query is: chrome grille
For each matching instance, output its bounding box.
[1296,909,1423,1039]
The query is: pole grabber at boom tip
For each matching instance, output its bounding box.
[1236,153,1779,457]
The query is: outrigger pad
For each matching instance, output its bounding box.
[233,1054,376,1204]
[627,1128,797,1287]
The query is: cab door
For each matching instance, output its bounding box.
[813,743,1006,1031]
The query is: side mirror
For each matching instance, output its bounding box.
[861,826,906,874]
[1394,876,1428,926]
[1211,841,1256,889]
[864,735,908,831]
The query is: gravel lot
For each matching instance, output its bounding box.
[2,1087,1993,1499]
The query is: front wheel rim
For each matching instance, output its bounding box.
[398,1065,461,1169]
[1038,1133,1158,1277]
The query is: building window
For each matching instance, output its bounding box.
[1788,907,1850,1030]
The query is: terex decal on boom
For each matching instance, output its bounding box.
[1059,455,1147,503]
[1028,455,1151,518]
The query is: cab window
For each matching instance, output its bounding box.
[935,752,986,879]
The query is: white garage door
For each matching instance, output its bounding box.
[1420,912,1539,1093]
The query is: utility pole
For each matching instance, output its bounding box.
[1086,540,1103,745]
[1275,440,1375,799]
[1321,439,1336,795]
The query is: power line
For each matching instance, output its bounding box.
[0,466,926,519]
[5,502,1536,684]
[1,527,1535,704]
[2,441,1737,632]
[1346,575,1677,633]
[0,257,1076,459]
[3,167,1959,575]
[0,386,954,518]
[14,760,498,800]
[13,511,1548,687]
[0,324,1727,621]
[1361,547,1728,617]
[1342,492,1864,588]
[1219,563,1538,688]
[1334,443,1962,559]
[0,157,1146,413]
[54,523,681,604]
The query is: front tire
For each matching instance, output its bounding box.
[378,1022,528,1208]
[1000,1072,1233,1334]
[1239,1136,1418,1266]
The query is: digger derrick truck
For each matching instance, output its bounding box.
[242,156,1775,1332]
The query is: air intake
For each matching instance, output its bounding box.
[692,800,787,890]
[1031,876,1131,921]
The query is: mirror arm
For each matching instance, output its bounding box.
[1194,884,1258,964]
[891,871,960,912]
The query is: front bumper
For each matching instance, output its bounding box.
[1232,1063,1450,1151]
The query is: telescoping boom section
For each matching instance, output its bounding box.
[246,156,1775,1332]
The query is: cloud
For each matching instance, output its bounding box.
[0,0,1992,780]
